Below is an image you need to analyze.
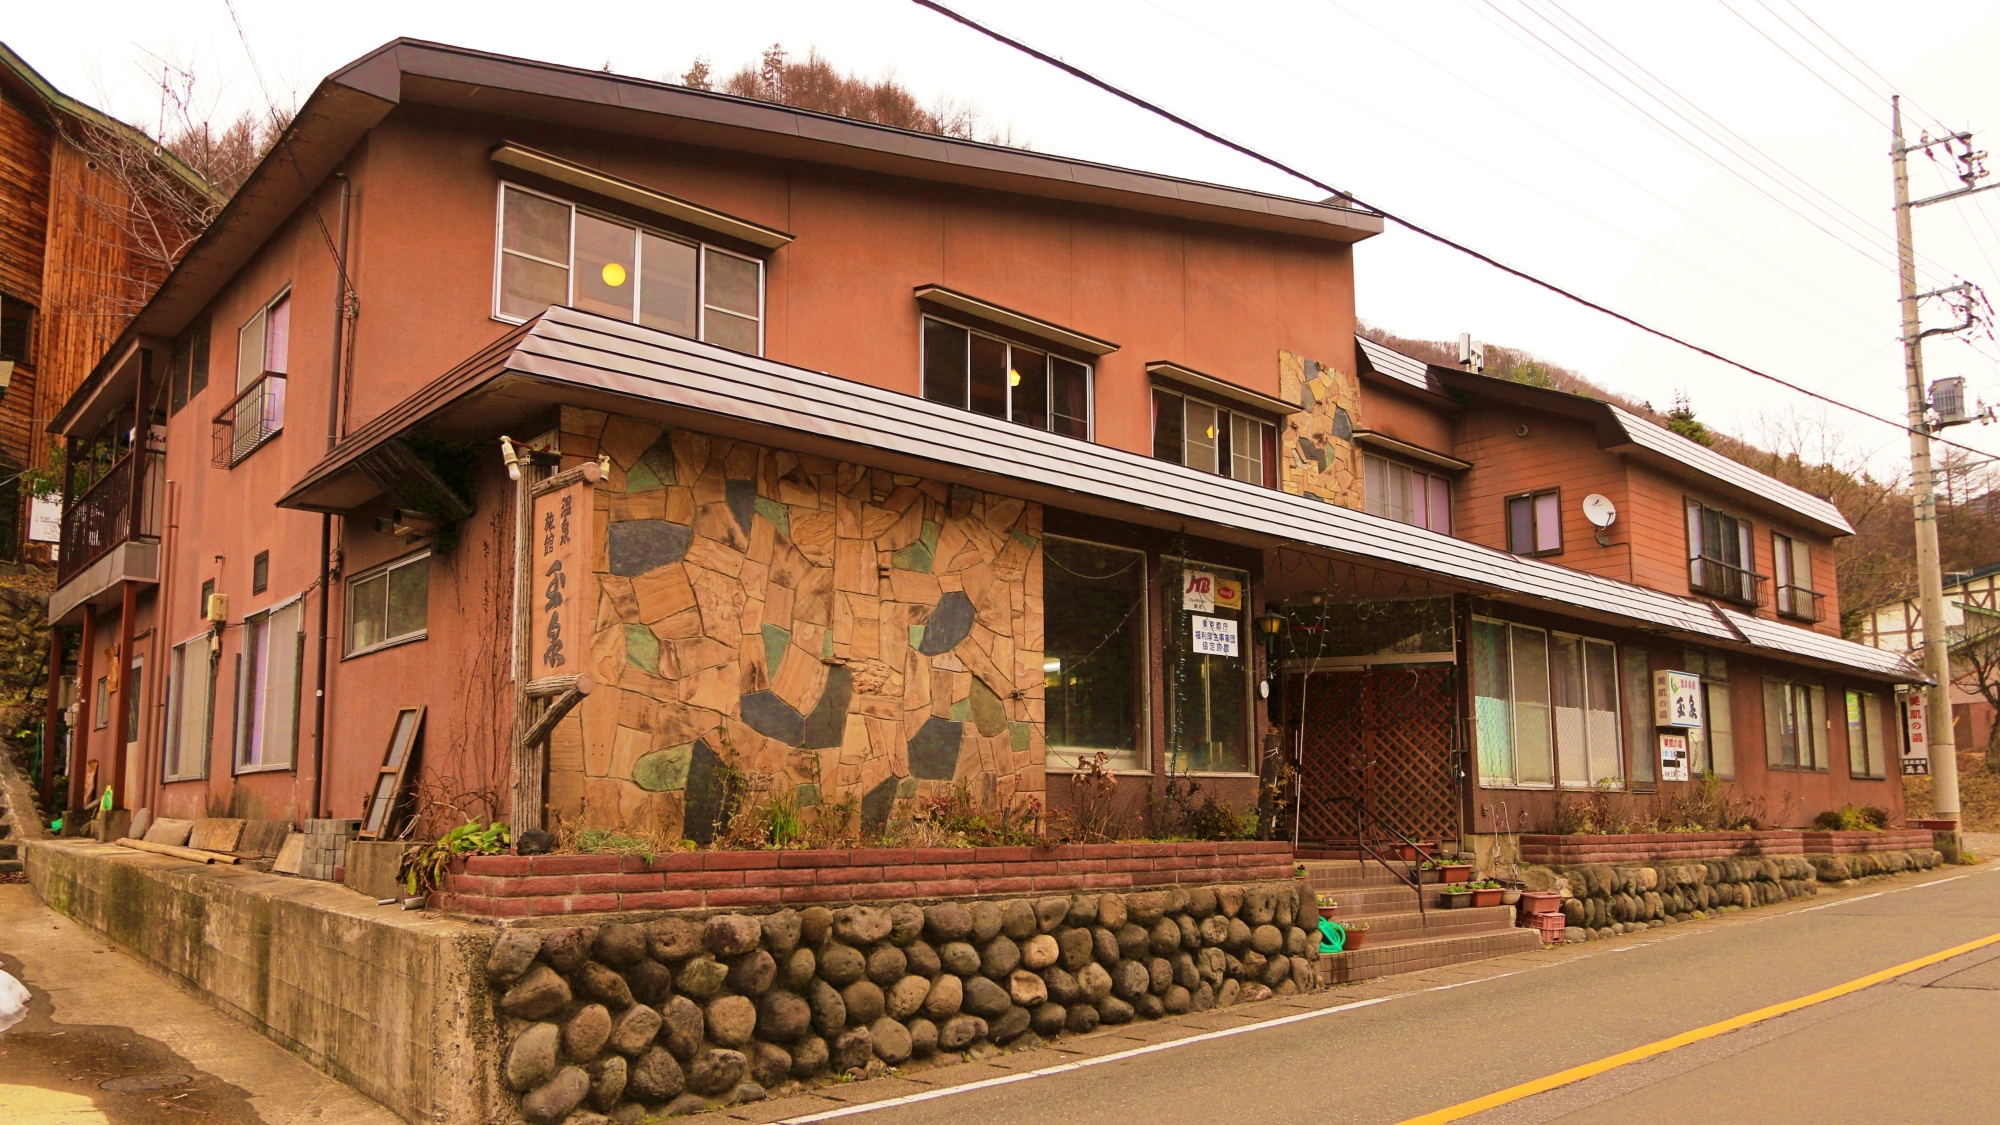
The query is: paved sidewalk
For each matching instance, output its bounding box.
[0,884,400,1125]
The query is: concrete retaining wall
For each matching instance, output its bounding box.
[25,839,501,1125]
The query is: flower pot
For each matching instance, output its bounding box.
[1439,892,1472,910]
[1501,888,1521,906]
[1471,887,1504,908]
[1342,927,1369,950]
[1418,868,1440,884]
[1518,891,1562,915]
[1440,864,1472,884]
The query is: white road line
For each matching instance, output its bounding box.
[1792,892,1885,914]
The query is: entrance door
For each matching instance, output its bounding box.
[1290,665,1460,844]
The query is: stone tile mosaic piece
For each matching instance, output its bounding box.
[608,520,693,576]
[1278,350,1362,508]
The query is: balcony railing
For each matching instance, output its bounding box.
[1689,556,1763,607]
[58,448,163,584]
[212,371,286,467]
[1775,584,1826,624]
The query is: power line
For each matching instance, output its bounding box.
[904,0,1997,461]
[1712,0,1887,125]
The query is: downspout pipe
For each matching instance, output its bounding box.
[311,173,351,822]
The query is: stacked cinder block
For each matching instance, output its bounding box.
[301,819,362,881]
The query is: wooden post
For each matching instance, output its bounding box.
[507,454,543,839]
[41,627,63,813]
[109,580,137,810]
[509,458,600,839]
[69,610,95,816]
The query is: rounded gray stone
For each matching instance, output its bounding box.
[1250,924,1284,957]
[761,909,803,955]
[1163,985,1192,1014]
[869,1017,914,1063]
[962,974,1012,1019]
[1217,978,1242,1007]
[1111,960,1149,1001]
[1020,933,1059,970]
[938,1015,987,1052]
[646,917,703,962]
[486,929,542,983]
[661,995,704,1061]
[562,1004,612,1062]
[1193,981,1215,1011]
[1000,900,1039,940]
[1008,969,1049,1007]
[818,943,866,986]
[1031,1001,1067,1036]
[908,1017,939,1058]
[676,955,726,1000]
[809,979,847,1038]
[905,940,941,979]
[1097,996,1135,1025]
[1126,891,1166,925]
[1097,893,1128,931]
[625,959,672,1006]
[1175,915,1201,951]
[940,941,980,976]
[1147,957,1172,995]
[886,974,930,1020]
[1116,924,1150,959]
[607,1003,662,1057]
[790,1035,829,1077]
[1065,1003,1100,1033]
[521,1065,590,1124]
[1091,927,1120,967]
[1056,927,1093,972]
[594,923,648,968]
[1199,915,1230,945]
[542,928,593,974]
[705,914,763,957]
[727,949,777,995]
[830,1027,874,1073]
[1041,965,1080,1005]
[505,1022,560,1092]
[1225,918,1252,951]
[888,903,926,945]
[866,943,907,985]
[586,1054,627,1112]
[833,906,893,946]
[923,973,963,1019]
[1035,897,1070,932]
[980,936,1021,980]
[1135,992,1165,1020]
[687,1048,747,1095]
[1148,918,1181,957]
[1076,962,1113,1003]
[1172,951,1199,990]
[780,946,817,990]
[990,1005,1031,1042]
[1065,896,1100,928]
[924,902,973,942]
[968,901,1004,943]
[500,965,571,1020]
[1188,887,1218,918]
[706,995,757,1048]
[627,1047,686,1104]
[580,962,634,1009]
[842,979,886,1025]
[800,907,835,946]
[750,1041,792,1089]
[756,990,812,1043]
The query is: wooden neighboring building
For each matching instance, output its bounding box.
[0,42,216,559]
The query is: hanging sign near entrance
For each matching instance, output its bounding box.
[1190,614,1239,657]
[530,474,595,679]
[1659,732,1691,782]
[1182,569,1217,613]
[1901,695,1930,776]
[1653,670,1703,728]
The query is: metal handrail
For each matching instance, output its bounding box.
[1689,556,1763,605]
[211,371,286,467]
[1775,584,1825,623]
[1308,791,1429,921]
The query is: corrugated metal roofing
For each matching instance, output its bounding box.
[1716,607,1916,679]
[1607,404,1853,535]
[307,306,1920,682]
[1356,336,1436,393]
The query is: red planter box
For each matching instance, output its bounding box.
[1471,887,1503,908]
[1517,890,1562,915]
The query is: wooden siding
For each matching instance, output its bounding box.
[1451,405,1632,583]
[0,88,50,310]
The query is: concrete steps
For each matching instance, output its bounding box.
[1,803,19,873]
[1301,858,1548,986]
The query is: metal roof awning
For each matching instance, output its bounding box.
[283,306,1923,684]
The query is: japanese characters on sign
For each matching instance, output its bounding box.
[1653,670,1703,729]
[1901,695,1930,776]
[1190,614,1239,657]
[1182,569,1216,613]
[529,477,593,680]
[1659,732,1691,782]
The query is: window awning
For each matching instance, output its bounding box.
[1146,361,1295,418]
[492,142,794,250]
[282,306,1923,684]
[914,286,1118,356]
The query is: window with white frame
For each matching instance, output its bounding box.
[163,635,212,782]
[1763,676,1827,771]
[228,290,289,462]
[1621,647,1656,787]
[1506,489,1562,555]
[922,316,1092,439]
[1846,689,1887,779]
[235,598,304,772]
[1687,499,1757,604]
[1470,618,1555,786]
[1684,649,1735,778]
[347,552,430,655]
[1364,453,1451,534]
[495,184,764,353]
[1551,633,1623,788]
[1152,389,1275,487]
[1773,532,1818,621]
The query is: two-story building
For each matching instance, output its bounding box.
[1857,562,1998,754]
[44,40,1919,857]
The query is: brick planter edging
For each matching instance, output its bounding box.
[439,841,1294,918]
[1522,828,1940,866]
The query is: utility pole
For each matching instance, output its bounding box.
[1891,95,1994,857]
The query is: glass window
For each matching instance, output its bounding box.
[236,599,304,771]
[0,295,31,365]
[1471,618,1556,786]
[1151,390,1274,487]
[1774,533,1816,620]
[164,636,212,781]
[496,185,764,353]
[231,293,288,461]
[1764,677,1826,771]
[1688,499,1757,604]
[1043,537,1146,771]
[1184,400,1220,474]
[1153,390,1184,462]
[237,306,266,391]
[922,315,1094,438]
[1507,490,1561,555]
[125,656,143,742]
[1622,646,1655,786]
[169,321,210,414]
[347,553,430,655]
[1846,690,1887,779]
[1165,559,1251,774]
[1365,453,1453,534]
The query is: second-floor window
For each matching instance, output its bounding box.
[1364,453,1451,533]
[0,294,33,366]
[922,316,1091,438]
[1506,489,1561,555]
[1152,389,1274,486]
[1686,499,1756,604]
[225,290,289,464]
[495,184,764,354]
[1772,532,1818,621]
[170,321,210,414]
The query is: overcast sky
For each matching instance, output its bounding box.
[12,0,2000,477]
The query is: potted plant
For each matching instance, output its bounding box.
[1439,860,1473,884]
[1470,879,1505,908]
[1340,919,1371,950]
[1518,890,1562,915]
[1316,893,1339,912]
[1438,883,1474,909]
[1394,841,1437,862]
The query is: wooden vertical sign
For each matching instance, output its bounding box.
[511,459,599,837]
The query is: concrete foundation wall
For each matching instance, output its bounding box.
[25,839,501,1125]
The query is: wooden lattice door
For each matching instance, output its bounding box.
[1292,666,1460,844]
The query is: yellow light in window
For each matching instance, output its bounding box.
[601,262,628,287]
[1008,367,1022,387]
[1205,422,1216,439]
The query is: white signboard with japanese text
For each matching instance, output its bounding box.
[1902,695,1930,776]
[1181,569,1217,613]
[1659,732,1691,782]
[1190,614,1239,657]
[1653,670,1703,729]
[27,495,60,543]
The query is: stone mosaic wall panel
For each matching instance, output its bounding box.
[543,407,1046,837]
[1277,349,1363,508]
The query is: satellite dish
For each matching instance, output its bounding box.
[1583,494,1618,529]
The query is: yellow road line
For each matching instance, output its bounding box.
[1394,929,2000,1125]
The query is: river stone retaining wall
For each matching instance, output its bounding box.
[488,881,1319,1123]
[1803,848,1945,883]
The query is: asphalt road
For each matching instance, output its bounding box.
[744,861,2000,1125]
[0,883,400,1125]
